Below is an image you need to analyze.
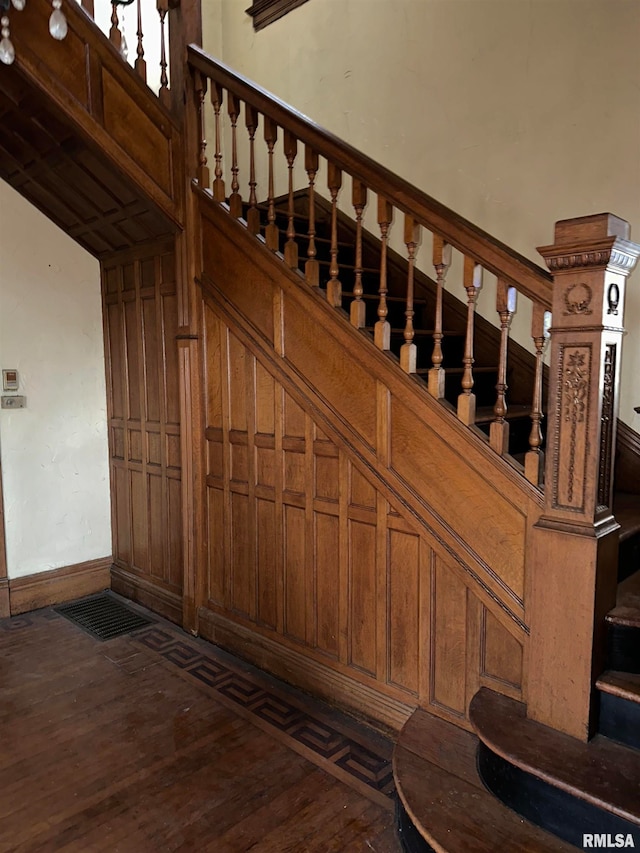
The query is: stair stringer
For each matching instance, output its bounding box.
[197,193,542,730]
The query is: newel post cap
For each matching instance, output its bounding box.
[537,213,640,277]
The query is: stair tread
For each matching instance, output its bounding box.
[607,570,640,628]
[469,687,640,825]
[614,492,640,542]
[597,670,640,702]
[394,708,575,852]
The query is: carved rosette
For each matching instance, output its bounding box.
[597,344,617,508]
[552,344,592,511]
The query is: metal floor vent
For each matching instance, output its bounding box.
[55,593,154,641]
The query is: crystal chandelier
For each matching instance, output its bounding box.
[0,0,67,65]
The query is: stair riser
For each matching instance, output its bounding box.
[618,534,640,582]
[395,797,435,853]
[478,742,640,849]
[599,691,640,751]
[607,625,640,674]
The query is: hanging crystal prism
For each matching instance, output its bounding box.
[10,0,26,11]
[0,15,14,64]
[48,0,67,40]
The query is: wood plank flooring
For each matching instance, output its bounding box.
[0,602,400,852]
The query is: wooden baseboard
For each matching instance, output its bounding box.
[110,564,182,625]
[0,577,9,618]
[8,557,112,615]
[197,608,414,733]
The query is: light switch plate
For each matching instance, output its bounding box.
[1,395,26,409]
[2,370,18,391]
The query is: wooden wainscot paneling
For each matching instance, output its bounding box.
[9,558,111,615]
[199,298,527,731]
[102,241,183,624]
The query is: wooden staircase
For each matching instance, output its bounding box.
[4,11,640,850]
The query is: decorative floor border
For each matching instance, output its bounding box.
[134,625,396,800]
[1,608,396,805]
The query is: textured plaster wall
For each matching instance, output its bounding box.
[203,0,640,427]
[0,182,111,579]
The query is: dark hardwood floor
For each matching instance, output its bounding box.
[0,599,399,852]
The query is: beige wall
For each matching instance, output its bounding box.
[204,0,640,427]
[0,183,111,579]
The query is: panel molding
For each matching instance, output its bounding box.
[8,557,111,615]
[245,0,311,31]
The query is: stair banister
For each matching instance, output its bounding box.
[528,214,640,740]
[187,45,553,307]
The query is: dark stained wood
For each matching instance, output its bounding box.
[0,606,398,852]
[102,240,183,623]
[187,45,553,306]
[597,670,640,703]
[245,0,311,32]
[607,569,640,630]
[470,688,640,824]
[616,421,640,496]
[394,708,575,852]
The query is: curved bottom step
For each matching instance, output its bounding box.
[393,708,574,852]
[470,688,640,850]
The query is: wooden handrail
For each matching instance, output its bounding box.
[187,44,553,309]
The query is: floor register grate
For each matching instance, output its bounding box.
[55,593,154,641]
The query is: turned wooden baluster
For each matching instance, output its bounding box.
[304,147,319,286]
[490,280,517,455]
[350,179,368,328]
[227,93,243,218]
[428,235,452,398]
[524,303,549,486]
[264,117,279,251]
[211,82,225,203]
[156,0,170,108]
[135,0,146,81]
[109,2,122,52]
[326,163,342,307]
[458,256,483,425]
[374,197,393,351]
[194,72,209,188]
[245,105,260,235]
[400,216,420,374]
[283,130,298,268]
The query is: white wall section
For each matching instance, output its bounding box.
[0,182,111,579]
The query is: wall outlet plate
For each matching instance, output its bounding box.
[1,395,26,409]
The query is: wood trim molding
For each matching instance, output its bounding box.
[245,0,310,31]
[111,563,183,625]
[0,578,9,619]
[8,557,112,615]
[198,608,414,733]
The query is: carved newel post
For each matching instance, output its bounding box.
[528,214,640,740]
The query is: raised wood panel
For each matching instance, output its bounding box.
[390,398,526,602]
[102,241,182,613]
[102,68,171,197]
[481,608,523,693]
[199,202,535,634]
[388,529,421,696]
[200,297,525,729]
[431,556,468,718]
